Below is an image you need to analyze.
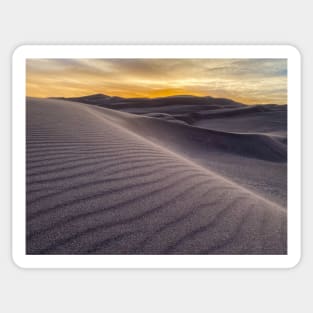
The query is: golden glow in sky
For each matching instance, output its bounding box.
[26,58,287,104]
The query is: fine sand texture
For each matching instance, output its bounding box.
[27,96,287,254]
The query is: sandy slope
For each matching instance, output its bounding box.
[26,98,287,254]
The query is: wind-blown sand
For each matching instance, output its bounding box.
[26,96,287,254]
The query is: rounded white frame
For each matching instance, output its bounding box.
[12,45,301,268]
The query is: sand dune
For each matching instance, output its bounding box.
[26,97,287,254]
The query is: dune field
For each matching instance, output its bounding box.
[26,95,287,254]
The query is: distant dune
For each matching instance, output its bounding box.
[26,95,287,254]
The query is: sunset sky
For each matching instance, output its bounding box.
[26,58,287,104]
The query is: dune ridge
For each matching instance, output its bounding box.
[26,98,287,254]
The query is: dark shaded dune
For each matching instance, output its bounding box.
[26,98,287,255]
[193,105,287,135]
[144,113,190,125]
[136,104,287,129]
[197,104,287,119]
[90,105,287,163]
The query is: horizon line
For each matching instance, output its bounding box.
[26,93,287,106]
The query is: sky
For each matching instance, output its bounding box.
[26,58,287,104]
